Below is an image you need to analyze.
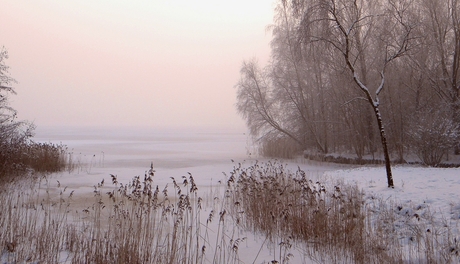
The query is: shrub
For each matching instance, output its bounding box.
[407,108,459,166]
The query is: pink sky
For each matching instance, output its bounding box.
[0,1,273,129]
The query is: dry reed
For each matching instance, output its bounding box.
[225,160,460,264]
[0,161,458,263]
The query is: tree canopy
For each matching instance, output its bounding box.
[236,0,460,175]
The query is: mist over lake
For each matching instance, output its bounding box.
[32,126,253,185]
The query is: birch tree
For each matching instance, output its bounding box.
[236,59,304,148]
[291,0,416,187]
[236,2,332,154]
[270,1,333,153]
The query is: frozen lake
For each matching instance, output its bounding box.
[32,126,258,189]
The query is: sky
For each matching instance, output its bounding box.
[0,1,274,130]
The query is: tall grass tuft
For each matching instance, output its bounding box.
[20,142,70,173]
[0,141,71,181]
[0,164,245,263]
[225,160,460,263]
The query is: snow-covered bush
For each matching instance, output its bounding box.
[407,109,460,166]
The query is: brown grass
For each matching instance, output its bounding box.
[0,141,71,182]
[224,160,460,263]
[0,164,245,264]
[0,162,459,263]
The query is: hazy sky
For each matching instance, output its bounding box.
[0,1,274,129]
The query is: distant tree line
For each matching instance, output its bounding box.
[0,46,68,178]
[236,0,460,185]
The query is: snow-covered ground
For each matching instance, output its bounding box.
[324,166,460,261]
[325,165,460,227]
[4,126,458,263]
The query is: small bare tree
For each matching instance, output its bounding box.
[292,0,416,187]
